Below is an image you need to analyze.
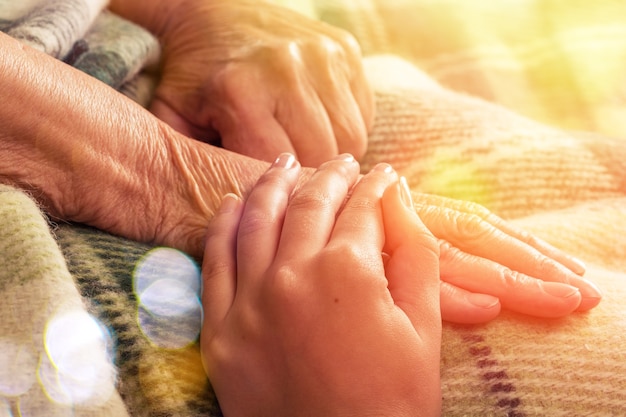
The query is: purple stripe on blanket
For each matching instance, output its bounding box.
[463,333,525,417]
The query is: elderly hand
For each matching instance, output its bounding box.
[147,0,374,167]
[414,193,602,323]
[201,154,441,416]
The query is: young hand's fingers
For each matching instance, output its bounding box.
[328,163,397,254]
[382,178,441,337]
[439,282,501,324]
[202,194,244,336]
[415,203,601,311]
[236,154,301,287]
[415,194,586,275]
[275,154,360,262]
[439,242,584,317]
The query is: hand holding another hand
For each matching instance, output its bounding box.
[151,0,374,167]
[201,154,441,416]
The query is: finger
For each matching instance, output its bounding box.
[329,163,396,250]
[218,104,298,164]
[416,203,602,311]
[486,213,587,275]
[202,194,244,334]
[275,72,339,167]
[316,73,369,161]
[275,154,360,261]
[302,39,369,160]
[236,153,301,287]
[416,194,586,275]
[150,97,220,145]
[342,34,376,134]
[382,178,441,336]
[439,242,583,317]
[208,69,298,163]
[439,282,501,324]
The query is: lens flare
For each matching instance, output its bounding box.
[41,310,116,407]
[133,248,202,349]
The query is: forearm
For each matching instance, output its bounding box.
[0,32,262,257]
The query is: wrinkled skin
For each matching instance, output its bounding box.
[105,0,601,322]
[144,0,374,167]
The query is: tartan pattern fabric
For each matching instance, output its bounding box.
[1,0,625,415]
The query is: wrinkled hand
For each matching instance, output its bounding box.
[414,193,602,323]
[201,154,441,416]
[162,138,601,324]
[152,0,374,167]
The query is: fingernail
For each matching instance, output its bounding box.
[334,153,355,163]
[582,278,602,298]
[467,293,500,309]
[373,162,394,173]
[399,176,413,209]
[218,193,240,214]
[570,257,587,275]
[542,282,580,298]
[578,278,602,310]
[273,153,297,169]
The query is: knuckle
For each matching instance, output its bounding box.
[263,263,311,317]
[337,30,362,58]
[237,208,275,238]
[500,268,532,291]
[324,243,369,276]
[289,188,334,212]
[455,212,491,242]
[202,255,232,281]
[437,240,459,264]
[345,193,378,213]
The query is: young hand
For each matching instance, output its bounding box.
[201,154,441,416]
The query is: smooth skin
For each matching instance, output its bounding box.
[202,154,441,416]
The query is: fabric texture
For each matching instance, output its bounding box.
[1,0,626,416]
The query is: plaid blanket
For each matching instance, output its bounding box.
[2,0,626,416]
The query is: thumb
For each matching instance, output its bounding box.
[382,178,441,333]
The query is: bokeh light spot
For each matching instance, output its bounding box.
[133,248,202,349]
[41,310,116,407]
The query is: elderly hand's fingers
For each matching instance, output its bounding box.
[415,193,586,275]
[291,38,369,162]
[381,179,441,334]
[208,76,299,163]
[236,154,301,288]
[274,79,341,167]
[439,282,501,324]
[275,154,360,261]
[416,203,601,311]
[439,241,586,317]
[201,194,244,336]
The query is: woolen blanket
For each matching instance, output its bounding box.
[1,0,625,416]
